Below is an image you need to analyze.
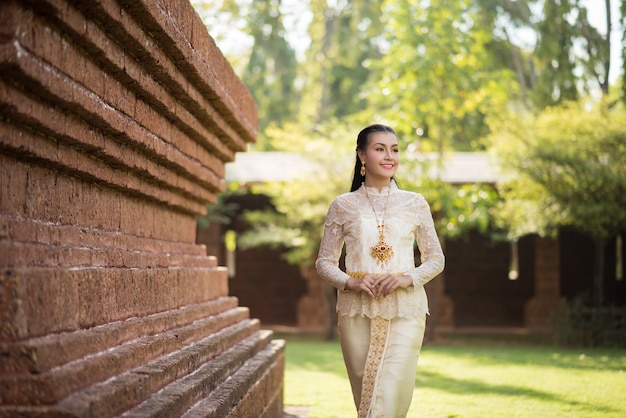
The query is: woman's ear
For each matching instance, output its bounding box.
[357,149,366,163]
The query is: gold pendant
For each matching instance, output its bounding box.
[370,234,394,267]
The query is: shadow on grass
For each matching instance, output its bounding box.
[280,333,626,416]
[423,344,626,371]
[280,333,626,374]
[416,368,620,415]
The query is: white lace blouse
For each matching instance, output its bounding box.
[315,183,445,319]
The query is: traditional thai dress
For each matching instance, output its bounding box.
[316,183,445,418]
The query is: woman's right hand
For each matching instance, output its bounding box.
[345,275,377,298]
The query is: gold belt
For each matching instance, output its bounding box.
[348,271,402,279]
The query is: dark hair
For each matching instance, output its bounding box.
[350,124,398,192]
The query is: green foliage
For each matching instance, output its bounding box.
[475,0,615,107]
[242,0,299,131]
[238,180,335,266]
[489,101,626,240]
[556,295,626,348]
[372,0,514,152]
[236,121,358,266]
[492,178,565,239]
[532,0,581,106]
[299,0,386,124]
[399,155,500,239]
[622,0,626,104]
[436,182,499,238]
[196,185,243,229]
[191,0,626,272]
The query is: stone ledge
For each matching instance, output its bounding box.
[1,317,261,410]
[0,72,218,214]
[0,268,230,341]
[54,322,267,418]
[114,0,257,144]
[225,344,285,418]
[0,297,240,374]
[0,214,215,269]
[181,338,285,418]
[122,331,281,418]
[0,0,281,415]
[0,156,199,242]
[0,241,216,270]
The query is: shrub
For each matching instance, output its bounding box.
[556,295,626,347]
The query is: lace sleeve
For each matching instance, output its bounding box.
[315,197,351,290]
[405,195,445,287]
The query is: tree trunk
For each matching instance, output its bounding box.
[592,235,607,307]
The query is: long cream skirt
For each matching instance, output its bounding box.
[338,314,426,418]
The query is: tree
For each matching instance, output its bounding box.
[362,0,515,167]
[242,0,299,132]
[395,151,498,239]
[299,0,386,124]
[621,0,626,104]
[476,0,618,107]
[490,101,626,307]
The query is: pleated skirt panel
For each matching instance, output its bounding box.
[338,314,426,418]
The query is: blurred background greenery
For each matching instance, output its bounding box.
[192,0,626,340]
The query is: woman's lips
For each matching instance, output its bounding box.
[381,164,394,169]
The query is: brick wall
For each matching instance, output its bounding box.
[229,247,308,326]
[445,231,535,327]
[0,0,284,416]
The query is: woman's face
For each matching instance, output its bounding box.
[359,131,399,182]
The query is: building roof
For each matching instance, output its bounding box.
[226,151,503,184]
[225,152,316,183]
[415,152,503,184]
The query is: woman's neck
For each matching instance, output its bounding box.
[364,178,392,192]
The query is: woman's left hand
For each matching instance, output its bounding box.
[372,274,412,298]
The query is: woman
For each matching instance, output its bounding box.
[316,124,445,417]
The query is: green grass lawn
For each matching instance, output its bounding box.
[281,333,626,418]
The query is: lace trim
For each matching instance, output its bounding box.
[348,272,402,279]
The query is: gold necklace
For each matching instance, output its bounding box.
[364,185,394,267]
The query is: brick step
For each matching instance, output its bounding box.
[0,268,230,341]
[1,297,239,374]
[0,306,253,406]
[1,214,211,260]
[122,331,283,418]
[0,241,217,270]
[51,320,265,418]
[181,338,285,418]
[0,318,262,417]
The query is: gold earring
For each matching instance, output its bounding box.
[360,162,366,176]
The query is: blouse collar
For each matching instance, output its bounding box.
[360,181,399,196]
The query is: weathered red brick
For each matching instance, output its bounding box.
[0,0,285,416]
